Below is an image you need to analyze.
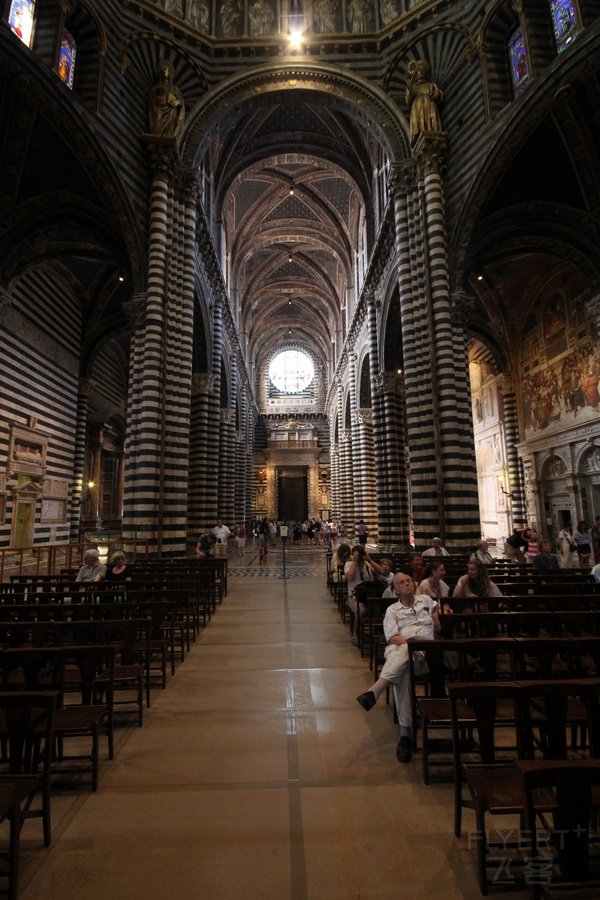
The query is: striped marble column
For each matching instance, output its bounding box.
[218,354,236,527]
[418,139,480,549]
[69,378,93,541]
[366,291,387,546]
[389,160,437,546]
[235,383,247,526]
[375,372,411,549]
[330,438,340,523]
[188,373,214,537]
[500,383,527,526]
[339,427,354,533]
[356,407,377,542]
[122,142,172,553]
[206,294,224,528]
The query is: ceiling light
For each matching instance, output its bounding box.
[289,186,294,195]
[477,274,484,282]
[117,274,125,283]
[288,256,293,263]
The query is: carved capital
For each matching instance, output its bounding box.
[143,135,180,179]
[388,160,417,197]
[375,371,401,394]
[220,408,235,425]
[356,408,373,426]
[79,378,96,398]
[414,133,448,175]
[174,166,201,204]
[191,373,214,397]
[341,428,352,443]
[123,293,147,331]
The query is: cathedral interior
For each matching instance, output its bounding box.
[0,0,599,555]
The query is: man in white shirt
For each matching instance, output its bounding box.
[355,572,440,763]
[422,537,450,557]
[212,520,231,557]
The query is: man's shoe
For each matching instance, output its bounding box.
[356,691,377,712]
[396,736,412,763]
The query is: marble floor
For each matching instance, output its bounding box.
[18,545,527,899]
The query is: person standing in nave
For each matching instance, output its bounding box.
[557,522,576,568]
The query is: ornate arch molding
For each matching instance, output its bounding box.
[450,25,600,283]
[181,62,410,165]
[578,444,600,476]
[467,333,506,376]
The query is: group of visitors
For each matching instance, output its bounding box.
[75,548,132,584]
[504,520,598,569]
[349,519,598,765]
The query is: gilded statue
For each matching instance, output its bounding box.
[148,60,185,139]
[405,59,444,143]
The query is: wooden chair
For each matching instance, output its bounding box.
[450,680,600,894]
[53,645,115,792]
[518,759,600,898]
[0,691,58,850]
[407,638,475,784]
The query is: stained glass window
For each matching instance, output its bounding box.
[269,350,314,394]
[57,30,77,89]
[8,0,36,48]
[550,0,578,52]
[509,27,529,95]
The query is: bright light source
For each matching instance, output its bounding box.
[477,274,484,281]
[288,30,302,49]
[87,481,95,489]
[117,275,125,282]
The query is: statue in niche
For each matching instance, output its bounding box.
[314,0,339,33]
[188,0,209,31]
[405,59,444,143]
[347,0,370,32]
[164,0,184,17]
[148,60,185,139]
[249,0,274,34]
[380,0,399,25]
[220,0,242,35]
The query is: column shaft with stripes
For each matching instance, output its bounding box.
[69,378,92,541]
[355,407,377,542]
[218,355,236,526]
[366,292,388,546]
[188,373,214,538]
[390,159,440,546]
[235,383,247,527]
[205,294,224,528]
[122,141,196,555]
[499,380,527,526]
[375,372,410,548]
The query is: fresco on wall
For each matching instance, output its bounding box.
[521,294,599,437]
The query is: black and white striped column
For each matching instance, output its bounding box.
[500,383,527,526]
[69,378,93,541]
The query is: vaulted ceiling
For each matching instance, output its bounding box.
[213,92,375,377]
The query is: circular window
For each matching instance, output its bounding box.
[269,350,314,394]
